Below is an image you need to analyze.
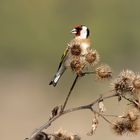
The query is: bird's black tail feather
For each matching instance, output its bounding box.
[49,81,57,87]
[49,66,66,87]
[49,79,58,87]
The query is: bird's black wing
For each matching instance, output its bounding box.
[57,47,69,71]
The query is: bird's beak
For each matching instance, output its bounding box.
[71,28,77,34]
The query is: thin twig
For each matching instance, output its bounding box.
[121,95,140,108]
[30,104,90,139]
[29,92,117,140]
[103,114,123,118]
[83,71,96,75]
[89,93,118,107]
[61,75,79,111]
[93,110,113,125]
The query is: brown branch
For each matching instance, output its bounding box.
[89,93,118,107]
[61,71,96,112]
[28,92,118,140]
[93,110,114,125]
[61,75,79,111]
[103,114,125,118]
[121,95,138,105]
[83,71,96,75]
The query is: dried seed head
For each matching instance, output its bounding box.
[127,111,138,121]
[70,58,85,76]
[112,110,140,135]
[71,44,81,56]
[54,129,71,140]
[112,119,139,135]
[33,132,49,140]
[132,74,140,94]
[112,120,127,135]
[86,49,100,65]
[111,70,135,95]
[85,50,95,64]
[54,129,80,140]
[128,120,140,134]
[133,79,140,90]
[119,70,135,81]
[123,109,139,121]
[113,79,131,94]
[96,64,112,79]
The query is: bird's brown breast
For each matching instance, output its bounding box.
[69,38,91,47]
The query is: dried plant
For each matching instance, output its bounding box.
[71,44,82,56]
[112,110,140,135]
[85,49,100,65]
[96,64,112,79]
[25,48,140,140]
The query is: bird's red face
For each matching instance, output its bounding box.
[71,25,82,36]
[71,25,90,39]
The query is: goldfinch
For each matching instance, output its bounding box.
[49,25,99,87]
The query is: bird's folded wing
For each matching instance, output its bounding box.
[57,47,69,71]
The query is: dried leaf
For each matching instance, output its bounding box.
[118,94,122,102]
[50,106,61,120]
[87,117,99,136]
[52,106,59,116]
[98,100,106,113]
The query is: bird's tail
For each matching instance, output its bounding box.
[49,66,66,87]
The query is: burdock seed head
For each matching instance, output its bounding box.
[112,119,139,135]
[125,110,139,121]
[132,74,140,94]
[70,58,85,76]
[85,49,100,65]
[71,44,81,56]
[112,120,127,135]
[54,129,80,140]
[96,64,112,79]
[54,129,71,140]
[111,70,135,95]
[119,70,135,81]
[112,110,140,135]
[33,132,49,140]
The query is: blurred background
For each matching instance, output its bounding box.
[0,0,140,140]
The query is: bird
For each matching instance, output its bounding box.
[49,25,92,87]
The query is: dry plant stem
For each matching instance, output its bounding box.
[83,71,96,75]
[61,71,96,112]
[89,93,118,106]
[93,110,113,125]
[103,114,124,118]
[61,75,79,111]
[30,105,90,139]
[121,95,138,105]
[29,93,118,140]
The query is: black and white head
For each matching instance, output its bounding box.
[71,25,90,39]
